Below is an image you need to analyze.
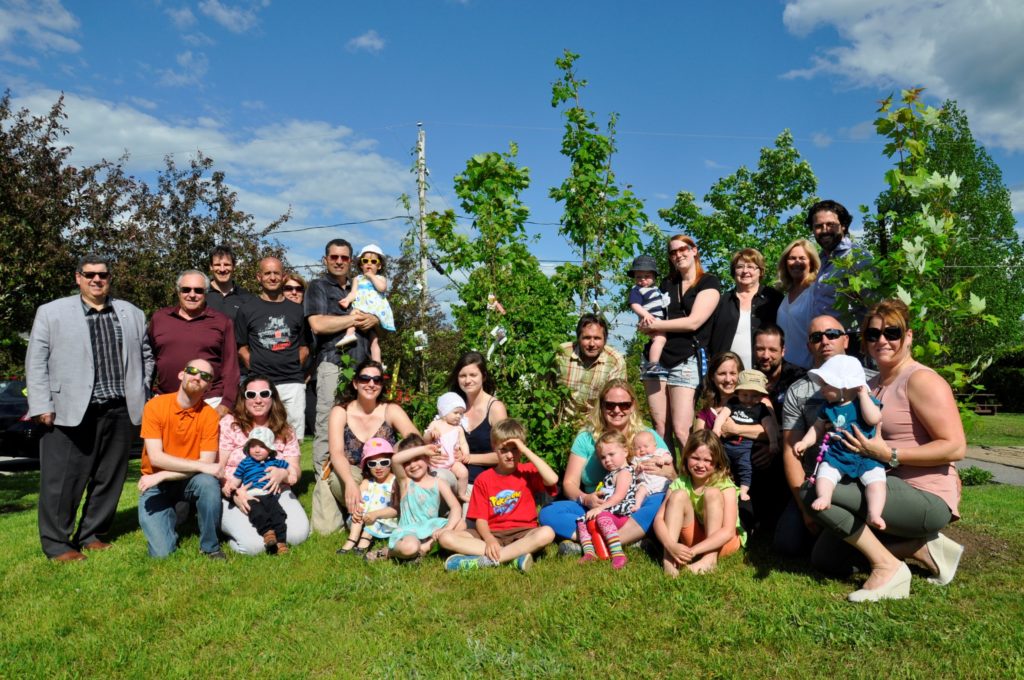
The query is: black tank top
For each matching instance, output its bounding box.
[463,398,496,483]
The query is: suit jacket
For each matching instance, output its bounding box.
[26,295,154,426]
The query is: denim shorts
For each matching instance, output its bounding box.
[645,354,700,389]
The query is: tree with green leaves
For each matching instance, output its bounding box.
[549,50,659,315]
[658,130,818,282]
[426,145,576,465]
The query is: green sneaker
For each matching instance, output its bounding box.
[514,553,534,572]
[444,554,498,571]
[557,540,582,557]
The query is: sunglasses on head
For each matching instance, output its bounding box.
[602,400,633,412]
[808,328,846,344]
[366,458,392,469]
[356,374,384,385]
[244,389,272,399]
[283,285,304,292]
[79,271,110,280]
[327,254,351,262]
[179,287,205,295]
[184,365,213,381]
[360,257,381,266]
[864,326,905,343]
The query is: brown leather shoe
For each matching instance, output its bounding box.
[51,550,87,562]
[82,541,113,552]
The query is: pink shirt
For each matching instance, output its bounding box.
[219,414,300,490]
[871,361,961,519]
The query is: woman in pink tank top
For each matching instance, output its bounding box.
[805,299,965,602]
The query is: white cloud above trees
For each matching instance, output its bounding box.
[347,29,385,54]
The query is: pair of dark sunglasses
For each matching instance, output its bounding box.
[179,287,206,295]
[366,459,392,469]
[283,285,304,292]
[865,326,905,343]
[808,328,846,344]
[244,389,272,399]
[80,271,110,280]
[356,374,384,385]
[184,365,213,381]
[602,400,633,412]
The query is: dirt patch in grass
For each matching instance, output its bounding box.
[945,524,1018,566]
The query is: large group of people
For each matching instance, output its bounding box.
[24,199,967,602]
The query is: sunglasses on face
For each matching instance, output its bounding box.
[808,329,846,344]
[184,366,213,381]
[79,271,110,280]
[864,326,905,343]
[366,459,392,469]
[669,245,691,255]
[360,257,381,266]
[244,389,272,399]
[283,285,304,292]
[602,400,633,412]
[179,287,205,295]
[327,254,352,262]
[356,374,384,385]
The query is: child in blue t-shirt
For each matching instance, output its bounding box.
[224,426,291,554]
[794,355,885,530]
[627,255,669,378]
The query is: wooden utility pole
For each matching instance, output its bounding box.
[416,123,428,391]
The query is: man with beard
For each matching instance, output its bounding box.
[554,313,626,424]
[807,200,872,345]
[137,359,224,559]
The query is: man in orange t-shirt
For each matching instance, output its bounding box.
[137,359,224,559]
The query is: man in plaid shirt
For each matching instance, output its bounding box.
[554,314,626,425]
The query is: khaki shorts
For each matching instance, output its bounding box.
[470,526,535,547]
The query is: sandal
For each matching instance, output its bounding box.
[364,547,390,562]
[336,534,360,555]
[353,535,374,556]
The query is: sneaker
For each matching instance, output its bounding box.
[203,549,227,561]
[557,540,582,557]
[444,554,497,571]
[515,553,534,572]
[644,362,669,378]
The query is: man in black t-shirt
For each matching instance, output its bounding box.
[235,256,309,438]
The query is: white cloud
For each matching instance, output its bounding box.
[0,0,80,62]
[811,131,832,148]
[198,0,263,34]
[782,0,1024,151]
[347,29,385,54]
[241,99,265,110]
[128,96,157,110]
[182,32,215,47]
[158,50,209,87]
[1011,187,1024,214]
[165,6,196,30]
[840,119,875,141]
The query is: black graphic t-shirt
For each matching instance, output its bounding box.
[235,298,307,383]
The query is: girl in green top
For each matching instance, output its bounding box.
[653,430,745,576]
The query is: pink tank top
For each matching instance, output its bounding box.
[871,361,961,519]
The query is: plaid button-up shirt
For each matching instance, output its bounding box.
[555,341,626,425]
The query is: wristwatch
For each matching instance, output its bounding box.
[888,447,900,469]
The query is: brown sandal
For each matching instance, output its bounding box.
[364,547,390,562]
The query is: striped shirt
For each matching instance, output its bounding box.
[82,298,125,404]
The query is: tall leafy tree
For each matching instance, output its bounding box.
[549,50,658,315]
[658,130,819,282]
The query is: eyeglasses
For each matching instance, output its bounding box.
[808,329,846,344]
[179,287,205,295]
[360,257,381,266]
[283,285,304,292]
[734,264,760,272]
[602,400,633,412]
[184,366,213,381]
[668,244,691,255]
[864,326,904,343]
[79,271,110,280]
[366,459,392,469]
[356,374,384,385]
[244,389,272,399]
[327,254,352,262]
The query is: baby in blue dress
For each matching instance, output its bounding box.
[794,355,886,530]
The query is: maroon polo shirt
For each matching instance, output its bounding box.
[148,305,240,409]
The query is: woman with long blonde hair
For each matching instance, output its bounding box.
[775,238,821,369]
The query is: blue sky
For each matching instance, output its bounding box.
[3,0,1023,334]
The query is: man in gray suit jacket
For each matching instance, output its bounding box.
[26,254,154,561]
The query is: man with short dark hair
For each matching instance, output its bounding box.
[555,313,626,423]
[807,200,872,333]
[206,245,252,320]
[753,325,807,423]
[137,359,223,559]
[304,238,379,479]
[26,255,153,561]
[235,256,309,439]
[149,269,239,416]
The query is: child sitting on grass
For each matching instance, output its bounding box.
[577,431,640,569]
[653,429,745,576]
[794,354,886,530]
[337,437,398,555]
[223,427,291,555]
[363,435,462,563]
[439,419,558,572]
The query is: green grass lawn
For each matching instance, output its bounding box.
[965,412,1024,448]
[2,445,1023,677]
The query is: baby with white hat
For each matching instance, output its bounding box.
[794,355,887,530]
[424,392,471,502]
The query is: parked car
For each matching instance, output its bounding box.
[0,377,143,458]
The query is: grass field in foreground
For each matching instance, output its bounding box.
[1,446,1022,677]
[964,412,1024,448]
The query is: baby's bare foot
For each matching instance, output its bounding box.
[867,515,887,531]
[810,497,831,511]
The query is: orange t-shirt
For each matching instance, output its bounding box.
[140,393,220,475]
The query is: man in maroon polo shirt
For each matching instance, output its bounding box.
[148,269,240,416]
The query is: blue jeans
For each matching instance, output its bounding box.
[138,473,222,557]
[538,492,665,540]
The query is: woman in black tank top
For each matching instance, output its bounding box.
[447,352,508,484]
